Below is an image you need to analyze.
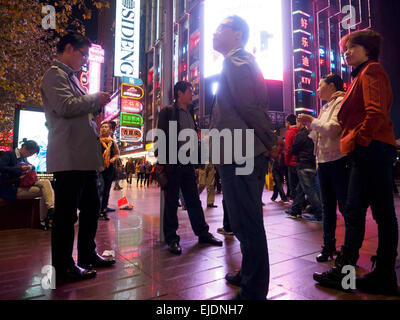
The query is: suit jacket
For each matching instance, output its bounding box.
[0,150,26,201]
[210,47,276,164]
[338,61,396,154]
[40,60,104,172]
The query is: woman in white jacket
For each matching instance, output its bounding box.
[298,74,348,262]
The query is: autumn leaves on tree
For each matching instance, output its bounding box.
[0,0,110,146]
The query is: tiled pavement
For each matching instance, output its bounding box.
[1,180,399,300]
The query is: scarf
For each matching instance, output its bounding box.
[100,137,113,168]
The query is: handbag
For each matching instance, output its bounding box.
[17,163,38,187]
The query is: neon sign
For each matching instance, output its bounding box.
[293,9,315,114]
[120,126,143,142]
[121,83,144,100]
[121,99,143,113]
[120,112,143,127]
[88,44,104,94]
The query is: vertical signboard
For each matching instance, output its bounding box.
[119,82,144,143]
[114,0,141,78]
[292,8,315,114]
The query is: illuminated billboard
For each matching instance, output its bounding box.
[17,109,48,172]
[204,0,283,81]
[104,91,120,122]
[88,44,104,94]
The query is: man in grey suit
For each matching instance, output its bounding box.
[210,16,281,300]
[41,33,115,282]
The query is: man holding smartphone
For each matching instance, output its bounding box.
[41,33,115,283]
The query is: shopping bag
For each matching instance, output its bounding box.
[265,172,274,191]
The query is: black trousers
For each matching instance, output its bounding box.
[163,164,210,244]
[137,172,144,186]
[318,157,349,249]
[271,167,287,201]
[52,171,100,273]
[344,142,398,268]
[100,169,114,212]
[144,173,150,187]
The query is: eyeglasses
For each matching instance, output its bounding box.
[77,48,89,60]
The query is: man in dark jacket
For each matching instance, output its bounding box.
[285,121,322,222]
[156,81,222,255]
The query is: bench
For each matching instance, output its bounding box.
[0,198,41,230]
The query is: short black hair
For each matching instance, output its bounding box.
[286,114,297,126]
[57,32,91,54]
[340,29,382,61]
[21,138,39,154]
[322,74,344,91]
[101,121,116,131]
[226,15,250,46]
[174,81,192,101]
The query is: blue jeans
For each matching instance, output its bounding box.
[292,167,322,219]
[344,141,398,268]
[318,157,349,249]
[219,154,269,300]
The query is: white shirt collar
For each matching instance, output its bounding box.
[15,148,22,159]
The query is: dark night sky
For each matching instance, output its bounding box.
[83,4,99,42]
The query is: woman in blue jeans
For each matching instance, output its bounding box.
[299,74,348,262]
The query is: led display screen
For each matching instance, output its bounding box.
[104,92,120,122]
[18,109,48,172]
[204,0,283,81]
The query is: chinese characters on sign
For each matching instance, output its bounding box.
[120,126,143,142]
[293,10,315,114]
[120,82,144,143]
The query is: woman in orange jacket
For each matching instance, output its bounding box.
[313,30,398,295]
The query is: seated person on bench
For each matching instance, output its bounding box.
[0,139,55,230]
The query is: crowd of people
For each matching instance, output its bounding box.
[0,17,398,299]
[154,21,399,299]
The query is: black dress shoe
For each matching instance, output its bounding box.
[78,253,116,269]
[207,204,218,208]
[99,212,110,221]
[199,234,223,246]
[316,246,338,262]
[225,271,242,286]
[106,207,116,212]
[168,241,182,255]
[57,265,96,282]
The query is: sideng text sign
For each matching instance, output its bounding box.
[114,0,141,78]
